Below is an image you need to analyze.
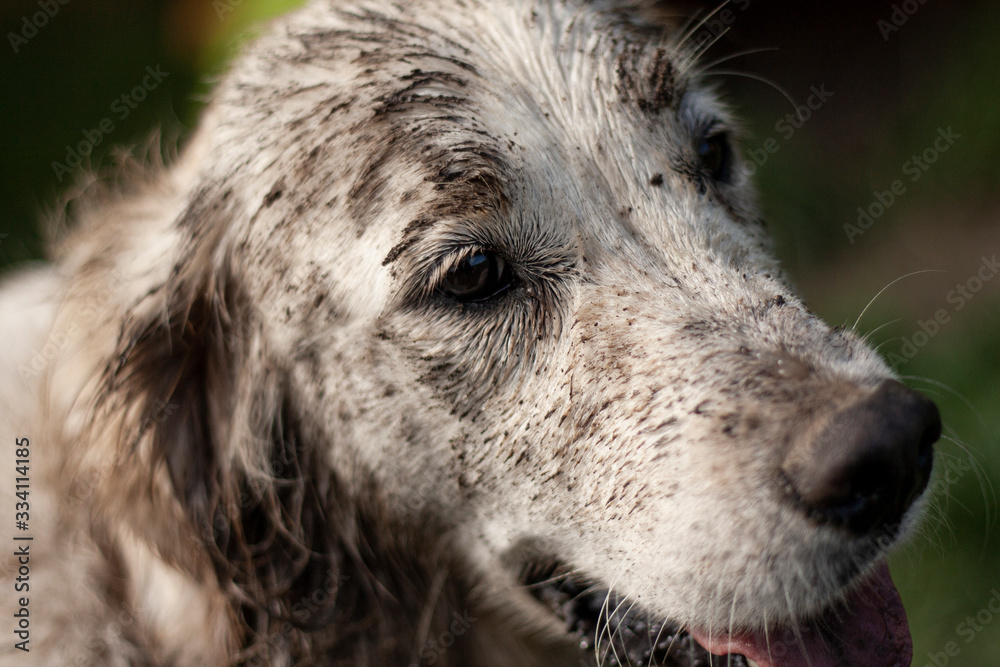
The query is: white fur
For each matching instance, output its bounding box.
[0,1,922,665]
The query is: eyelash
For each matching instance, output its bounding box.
[694,123,733,185]
[435,248,514,303]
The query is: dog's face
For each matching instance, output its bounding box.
[114,1,938,664]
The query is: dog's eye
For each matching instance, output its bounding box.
[696,130,732,183]
[439,251,512,302]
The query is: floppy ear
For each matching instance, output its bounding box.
[90,238,342,643]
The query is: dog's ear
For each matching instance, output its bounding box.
[92,243,341,641]
[104,268,244,527]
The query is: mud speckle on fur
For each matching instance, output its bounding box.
[263,179,286,207]
[617,44,683,114]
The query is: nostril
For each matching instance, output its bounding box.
[781,380,941,536]
[790,447,900,533]
[852,462,888,504]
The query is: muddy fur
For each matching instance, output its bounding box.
[0,1,929,665]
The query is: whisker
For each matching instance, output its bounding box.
[726,578,745,667]
[898,374,990,437]
[673,0,733,56]
[762,611,774,667]
[595,571,626,666]
[781,581,814,667]
[858,318,901,347]
[606,595,632,666]
[647,617,672,667]
[938,432,996,543]
[692,46,781,76]
[871,335,904,355]
[851,269,945,331]
[679,27,732,72]
[521,567,582,590]
[699,68,799,112]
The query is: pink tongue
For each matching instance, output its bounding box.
[688,562,912,667]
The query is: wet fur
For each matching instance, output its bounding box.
[0,1,922,665]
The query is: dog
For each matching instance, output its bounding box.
[0,1,942,665]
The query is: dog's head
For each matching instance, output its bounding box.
[75,1,940,664]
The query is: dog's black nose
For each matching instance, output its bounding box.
[782,380,941,535]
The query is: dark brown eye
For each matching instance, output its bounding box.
[439,251,512,302]
[696,131,732,183]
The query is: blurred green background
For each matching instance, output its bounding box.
[1,0,997,663]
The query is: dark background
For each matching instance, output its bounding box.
[1,0,997,661]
